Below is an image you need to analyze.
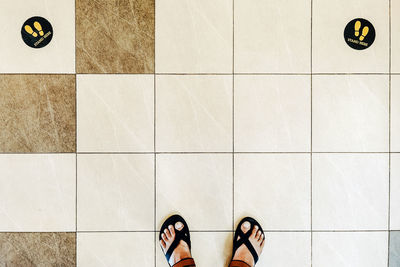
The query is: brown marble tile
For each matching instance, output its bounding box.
[0,75,76,153]
[76,0,155,74]
[0,233,75,267]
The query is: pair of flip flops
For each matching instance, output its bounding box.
[159,215,264,267]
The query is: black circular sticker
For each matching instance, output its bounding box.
[21,16,53,48]
[344,18,375,50]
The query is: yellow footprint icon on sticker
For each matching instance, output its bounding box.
[354,20,361,37]
[24,25,38,37]
[33,21,44,36]
[359,26,369,41]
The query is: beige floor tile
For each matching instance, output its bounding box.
[235,75,311,152]
[313,232,388,267]
[0,75,76,153]
[312,0,389,73]
[156,0,232,73]
[0,154,75,232]
[235,154,311,230]
[0,233,75,266]
[77,232,154,267]
[77,75,154,152]
[0,0,75,73]
[392,76,400,152]
[257,232,311,267]
[390,231,400,267]
[156,154,232,231]
[77,154,154,231]
[235,0,311,73]
[156,75,232,152]
[313,75,389,152]
[156,232,232,267]
[76,0,154,74]
[391,154,400,230]
[392,1,400,73]
[312,154,389,230]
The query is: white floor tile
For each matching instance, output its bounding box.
[313,75,389,152]
[156,232,232,267]
[391,154,400,230]
[235,154,311,230]
[257,232,311,267]
[77,75,154,152]
[312,154,389,230]
[0,0,75,73]
[77,154,154,231]
[234,0,311,73]
[312,0,389,73]
[155,0,232,73]
[392,1,400,73]
[156,154,232,231]
[77,232,154,267]
[156,75,232,152]
[235,75,311,152]
[392,76,400,152]
[390,231,400,267]
[313,232,388,267]
[0,154,75,231]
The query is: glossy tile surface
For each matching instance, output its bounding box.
[156,154,232,231]
[156,75,232,152]
[392,76,400,152]
[0,75,76,152]
[391,154,400,230]
[313,232,388,267]
[235,154,311,230]
[156,232,232,267]
[313,75,389,152]
[0,233,75,266]
[77,232,154,267]
[77,75,154,152]
[390,231,400,267]
[392,1,400,73]
[0,154,75,231]
[312,0,389,73]
[258,232,311,267]
[156,0,232,73]
[235,0,311,73]
[0,0,75,73]
[76,0,154,73]
[77,154,154,231]
[312,154,388,230]
[235,75,311,152]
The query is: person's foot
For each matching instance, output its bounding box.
[232,221,265,267]
[160,221,192,266]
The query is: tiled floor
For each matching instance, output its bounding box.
[0,0,399,266]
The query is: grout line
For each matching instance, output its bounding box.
[153,1,157,265]
[310,0,313,265]
[232,0,235,234]
[388,0,392,265]
[0,151,396,155]
[74,0,77,265]
[0,72,398,76]
[0,230,393,234]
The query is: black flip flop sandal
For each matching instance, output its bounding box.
[159,215,192,266]
[231,217,264,266]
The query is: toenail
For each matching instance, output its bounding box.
[242,221,251,229]
[175,221,184,230]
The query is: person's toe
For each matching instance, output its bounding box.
[168,225,175,236]
[259,233,264,242]
[160,239,166,248]
[175,221,184,231]
[255,230,262,240]
[251,225,259,238]
[161,233,168,243]
[164,228,172,239]
[241,221,251,234]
